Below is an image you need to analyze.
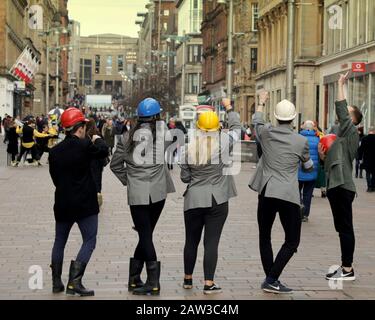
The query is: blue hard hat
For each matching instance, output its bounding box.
[137,98,161,117]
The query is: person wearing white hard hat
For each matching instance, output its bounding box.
[249,92,314,294]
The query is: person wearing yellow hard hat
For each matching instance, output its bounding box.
[179,98,241,295]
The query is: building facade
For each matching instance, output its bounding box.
[317,0,375,132]
[175,0,203,110]
[77,34,138,99]
[0,0,41,118]
[256,0,323,125]
[233,0,259,124]
[201,1,228,106]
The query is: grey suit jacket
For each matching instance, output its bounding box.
[110,121,176,206]
[180,111,241,212]
[249,111,312,206]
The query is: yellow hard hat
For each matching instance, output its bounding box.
[196,111,220,132]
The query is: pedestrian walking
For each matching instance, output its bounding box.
[298,120,320,222]
[86,118,108,207]
[110,98,175,296]
[102,118,115,155]
[48,107,108,296]
[355,126,365,179]
[320,72,363,282]
[358,126,375,192]
[249,92,314,294]
[6,120,19,166]
[179,98,241,295]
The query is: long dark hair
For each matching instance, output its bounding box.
[86,118,100,139]
[126,115,159,153]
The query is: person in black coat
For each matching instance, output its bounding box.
[358,127,375,192]
[48,108,108,297]
[6,120,19,165]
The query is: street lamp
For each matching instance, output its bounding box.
[38,25,71,112]
[162,33,191,106]
[217,0,234,102]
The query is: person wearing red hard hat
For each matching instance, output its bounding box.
[48,107,109,297]
[322,72,363,283]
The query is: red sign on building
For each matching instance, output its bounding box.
[352,62,366,73]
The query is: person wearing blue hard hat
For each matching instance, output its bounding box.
[136,98,163,119]
[111,97,175,296]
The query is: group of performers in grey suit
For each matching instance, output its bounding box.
[49,73,361,296]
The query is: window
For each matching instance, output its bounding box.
[95,55,100,74]
[163,10,169,16]
[95,80,103,94]
[79,58,92,86]
[250,48,257,72]
[118,55,124,72]
[252,3,259,32]
[193,0,198,9]
[187,73,200,94]
[188,45,202,63]
[106,56,112,75]
[163,22,168,31]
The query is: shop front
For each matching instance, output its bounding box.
[323,62,375,133]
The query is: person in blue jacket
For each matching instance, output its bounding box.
[298,120,320,222]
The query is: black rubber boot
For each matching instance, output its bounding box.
[66,260,94,297]
[50,263,65,293]
[133,261,160,296]
[128,258,144,291]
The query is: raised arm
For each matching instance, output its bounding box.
[336,72,357,137]
[253,91,269,140]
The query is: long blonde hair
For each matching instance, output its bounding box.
[187,132,220,165]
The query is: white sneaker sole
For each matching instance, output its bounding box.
[203,289,222,295]
[325,276,356,281]
[263,288,293,294]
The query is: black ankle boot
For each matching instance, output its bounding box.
[66,260,94,297]
[128,258,144,291]
[133,261,160,296]
[50,262,65,293]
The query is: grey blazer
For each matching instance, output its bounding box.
[249,111,312,206]
[180,111,241,212]
[110,121,176,206]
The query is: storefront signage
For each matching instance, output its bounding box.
[352,62,366,73]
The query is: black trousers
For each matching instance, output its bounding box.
[257,195,301,281]
[130,199,165,262]
[17,145,39,162]
[327,187,355,267]
[184,200,228,281]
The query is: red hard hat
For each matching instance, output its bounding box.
[60,107,88,129]
[320,134,337,153]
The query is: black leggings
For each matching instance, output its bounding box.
[184,200,228,281]
[130,199,165,262]
[257,194,301,282]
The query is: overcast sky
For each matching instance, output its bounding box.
[68,0,150,38]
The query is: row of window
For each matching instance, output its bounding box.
[325,0,375,55]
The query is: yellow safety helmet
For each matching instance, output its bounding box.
[196,111,220,132]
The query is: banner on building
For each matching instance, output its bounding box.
[9,46,41,84]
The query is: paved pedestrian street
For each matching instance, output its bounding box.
[0,153,375,300]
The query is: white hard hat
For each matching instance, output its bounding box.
[274,99,297,121]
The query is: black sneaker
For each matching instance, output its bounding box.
[203,283,222,295]
[262,280,293,294]
[183,278,193,289]
[325,266,355,281]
